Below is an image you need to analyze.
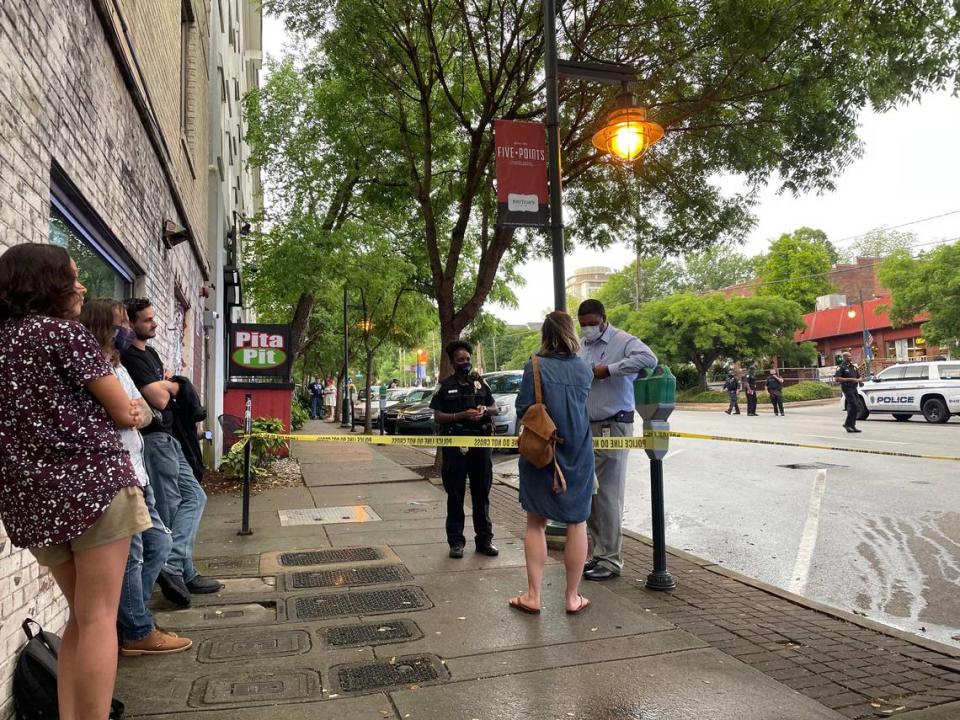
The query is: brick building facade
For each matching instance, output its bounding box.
[0,0,263,713]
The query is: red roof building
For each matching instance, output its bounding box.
[795,296,942,367]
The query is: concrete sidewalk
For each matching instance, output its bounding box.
[116,420,960,719]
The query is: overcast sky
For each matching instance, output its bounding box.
[262,15,960,325]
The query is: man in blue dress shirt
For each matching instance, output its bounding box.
[577,299,658,580]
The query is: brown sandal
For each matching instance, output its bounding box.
[566,595,591,615]
[508,595,541,615]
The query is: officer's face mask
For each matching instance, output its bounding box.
[456,361,472,376]
[113,325,135,352]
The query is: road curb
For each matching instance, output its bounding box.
[677,397,840,411]
[620,526,960,660]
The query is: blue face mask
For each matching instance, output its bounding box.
[456,361,472,376]
[113,325,135,352]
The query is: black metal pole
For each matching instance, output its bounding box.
[543,0,566,312]
[646,458,675,589]
[340,285,351,428]
[238,393,253,536]
[858,289,871,376]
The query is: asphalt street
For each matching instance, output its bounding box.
[493,404,960,648]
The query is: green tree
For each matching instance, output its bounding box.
[256,0,959,371]
[680,245,755,292]
[844,228,917,261]
[879,242,960,346]
[621,293,809,389]
[595,256,684,310]
[755,228,836,310]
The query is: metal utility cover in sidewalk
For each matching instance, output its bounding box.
[334,654,449,693]
[290,586,432,620]
[260,545,402,575]
[278,505,382,526]
[286,565,412,590]
[195,554,261,577]
[197,629,312,663]
[281,547,383,565]
[189,669,321,707]
[322,619,423,648]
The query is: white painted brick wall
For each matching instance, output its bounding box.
[0,0,211,715]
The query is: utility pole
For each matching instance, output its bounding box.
[858,289,872,376]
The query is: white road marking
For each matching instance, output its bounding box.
[665,449,685,460]
[789,469,828,596]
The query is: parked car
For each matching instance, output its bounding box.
[383,387,436,433]
[841,360,960,423]
[482,370,523,438]
[395,397,437,434]
[354,386,415,428]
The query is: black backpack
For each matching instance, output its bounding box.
[13,618,125,719]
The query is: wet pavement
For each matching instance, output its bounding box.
[494,404,960,648]
[115,419,960,719]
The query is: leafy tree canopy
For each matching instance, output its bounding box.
[619,293,810,389]
[842,228,917,261]
[879,242,960,346]
[254,0,960,371]
[754,227,837,310]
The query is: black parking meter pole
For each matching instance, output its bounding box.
[646,455,673,589]
[636,367,676,591]
[238,394,253,536]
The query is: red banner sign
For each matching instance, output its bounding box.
[495,120,548,228]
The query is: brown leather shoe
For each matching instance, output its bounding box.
[120,629,193,656]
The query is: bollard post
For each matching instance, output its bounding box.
[238,394,253,536]
[635,367,676,590]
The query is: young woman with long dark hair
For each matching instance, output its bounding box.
[0,243,151,719]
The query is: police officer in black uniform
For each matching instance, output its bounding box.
[744,366,759,416]
[835,351,863,433]
[430,340,500,559]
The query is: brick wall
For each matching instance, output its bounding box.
[0,0,211,714]
[831,257,889,301]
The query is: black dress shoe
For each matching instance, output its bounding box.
[584,566,619,581]
[849,427,862,433]
[583,558,599,574]
[187,574,224,593]
[449,545,464,559]
[476,544,499,556]
[157,571,191,607]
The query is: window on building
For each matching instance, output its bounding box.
[180,1,195,135]
[49,166,138,299]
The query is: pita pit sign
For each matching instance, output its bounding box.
[229,324,291,380]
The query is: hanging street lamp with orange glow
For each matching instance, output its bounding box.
[591,87,664,162]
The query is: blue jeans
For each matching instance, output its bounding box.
[118,483,172,642]
[142,432,206,582]
[311,396,321,418]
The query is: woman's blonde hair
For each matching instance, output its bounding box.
[539,310,579,356]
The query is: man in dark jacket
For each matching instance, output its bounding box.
[766,369,785,416]
[171,376,206,482]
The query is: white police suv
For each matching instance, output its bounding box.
[843,360,960,423]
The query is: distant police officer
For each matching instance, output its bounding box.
[836,351,863,433]
[744,366,759,416]
[430,340,500,559]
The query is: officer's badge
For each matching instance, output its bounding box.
[474,380,482,391]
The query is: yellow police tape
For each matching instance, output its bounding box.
[244,432,960,462]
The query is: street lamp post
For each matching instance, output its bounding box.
[340,286,351,428]
[847,290,872,376]
[543,0,566,312]
[541,1,664,312]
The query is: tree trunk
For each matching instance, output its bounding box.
[289,291,315,363]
